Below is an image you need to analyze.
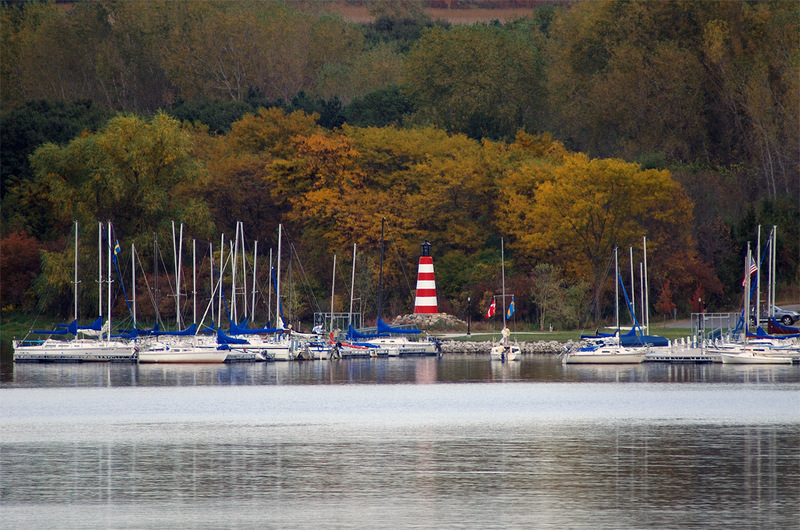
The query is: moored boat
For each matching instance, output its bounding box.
[562,345,647,364]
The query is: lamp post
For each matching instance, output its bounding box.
[467,296,471,336]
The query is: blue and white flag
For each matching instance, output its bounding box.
[507,296,515,318]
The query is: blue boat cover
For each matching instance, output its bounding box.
[228,318,281,335]
[154,323,197,336]
[619,327,669,347]
[376,317,421,335]
[346,325,379,340]
[217,328,250,345]
[34,320,78,335]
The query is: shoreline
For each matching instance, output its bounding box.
[438,339,573,355]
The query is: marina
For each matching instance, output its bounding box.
[0,355,798,529]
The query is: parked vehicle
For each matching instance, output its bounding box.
[751,305,800,326]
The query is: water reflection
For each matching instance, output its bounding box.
[2,402,797,528]
[3,355,800,388]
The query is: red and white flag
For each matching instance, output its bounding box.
[486,298,496,319]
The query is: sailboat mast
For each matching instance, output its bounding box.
[744,243,752,340]
[218,233,224,328]
[232,223,238,324]
[132,243,136,329]
[756,226,761,326]
[73,220,78,323]
[209,243,215,324]
[252,240,258,324]
[501,237,506,326]
[629,247,636,323]
[643,236,649,335]
[192,239,197,325]
[330,254,336,333]
[378,217,385,320]
[98,223,103,320]
[771,226,777,319]
[154,233,159,328]
[276,224,282,328]
[107,221,112,343]
[639,262,645,326]
[268,248,273,325]
[241,223,248,320]
[349,244,357,328]
[614,247,619,332]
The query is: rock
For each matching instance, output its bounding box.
[391,313,468,331]
[438,339,576,355]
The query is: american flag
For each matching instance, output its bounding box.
[741,258,757,286]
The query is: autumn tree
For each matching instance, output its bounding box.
[0,232,46,312]
[199,107,319,238]
[655,280,677,320]
[498,152,697,321]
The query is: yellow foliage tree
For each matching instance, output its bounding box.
[498,152,695,320]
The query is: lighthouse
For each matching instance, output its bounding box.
[413,240,438,314]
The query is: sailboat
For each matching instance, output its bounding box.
[562,249,648,364]
[13,221,136,362]
[136,225,228,363]
[343,219,438,356]
[709,243,793,365]
[489,237,520,362]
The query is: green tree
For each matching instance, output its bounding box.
[28,112,214,249]
[529,263,567,331]
[404,22,547,139]
[343,85,414,127]
[1,99,112,237]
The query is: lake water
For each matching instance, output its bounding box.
[1,355,798,528]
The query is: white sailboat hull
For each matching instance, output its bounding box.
[365,336,438,356]
[490,343,520,361]
[562,348,646,364]
[718,351,793,364]
[13,339,136,362]
[138,347,227,363]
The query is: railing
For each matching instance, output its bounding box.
[692,313,741,342]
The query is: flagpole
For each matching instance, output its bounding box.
[501,237,506,328]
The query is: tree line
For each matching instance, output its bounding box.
[1,0,797,329]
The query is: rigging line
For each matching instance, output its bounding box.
[282,226,323,314]
[134,246,161,328]
[288,240,323,314]
[385,226,414,296]
[212,244,236,326]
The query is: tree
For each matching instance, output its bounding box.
[315,44,405,106]
[404,22,547,139]
[28,112,214,252]
[655,280,676,320]
[343,85,414,128]
[1,99,112,238]
[498,152,696,321]
[0,232,46,312]
[529,263,567,331]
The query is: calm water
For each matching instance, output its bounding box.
[1,355,799,528]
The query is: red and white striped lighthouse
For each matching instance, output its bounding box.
[414,240,438,314]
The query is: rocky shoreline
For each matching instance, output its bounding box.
[437,339,577,355]
[392,313,579,355]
